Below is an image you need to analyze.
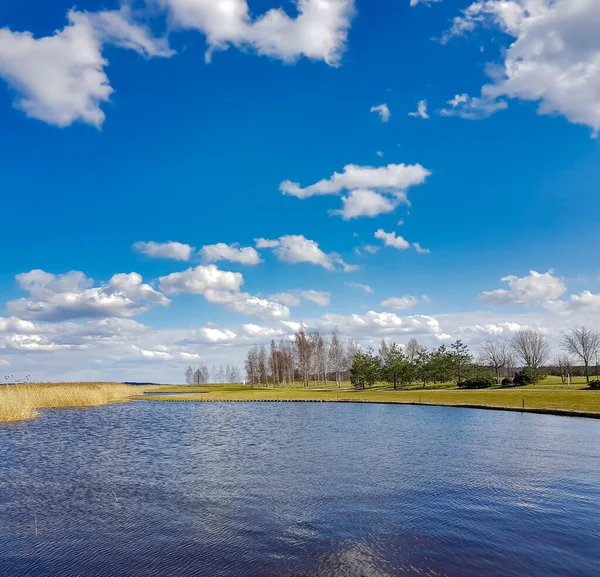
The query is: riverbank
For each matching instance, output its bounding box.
[142,384,600,419]
[0,383,149,423]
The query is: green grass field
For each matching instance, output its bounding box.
[142,376,600,418]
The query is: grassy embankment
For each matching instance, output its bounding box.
[0,382,151,423]
[143,376,600,418]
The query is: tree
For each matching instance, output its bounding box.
[479,337,509,385]
[450,339,472,383]
[511,329,550,383]
[295,327,312,388]
[405,338,423,365]
[350,348,381,389]
[328,329,345,387]
[185,365,194,385]
[561,326,600,384]
[381,343,412,390]
[554,355,573,384]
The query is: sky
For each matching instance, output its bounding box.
[1,0,600,383]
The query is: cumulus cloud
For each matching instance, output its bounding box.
[188,326,238,344]
[271,292,302,307]
[3,333,88,352]
[200,243,262,265]
[544,291,600,314]
[332,189,399,220]
[441,0,600,134]
[408,99,429,119]
[345,281,374,293]
[271,290,330,306]
[0,8,171,128]
[299,290,330,306]
[258,234,355,272]
[133,241,195,261]
[280,162,430,200]
[370,103,391,122]
[315,310,449,339]
[440,93,508,119]
[414,242,431,254]
[7,269,169,322]
[159,265,243,295]
[242,324,285,338]
[410,0,442,6]
[479,270,567,305]
[203,290,290,320]
[157,0,355,65]
[380,296,419,310]
[374,229,411,250]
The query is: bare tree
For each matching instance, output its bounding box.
[295,327,312,388]
[555,355,573,384]
[512,329,550,371]
[479,337,508,384]
[405,338,423,365]
[562,326,600,383]
[185,365,194,385]
[328,329,345,387]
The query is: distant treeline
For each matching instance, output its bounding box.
[241,326,600,389]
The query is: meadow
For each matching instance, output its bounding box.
[142,375,600,418]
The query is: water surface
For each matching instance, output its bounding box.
[0,401,599,576]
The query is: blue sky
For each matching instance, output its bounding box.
[0,0,599,382]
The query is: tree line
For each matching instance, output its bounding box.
[240,325,600,389]
[185,363,243,385]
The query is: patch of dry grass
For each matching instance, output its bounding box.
[0,382,145,423]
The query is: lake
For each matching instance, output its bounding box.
[0,401,599,576]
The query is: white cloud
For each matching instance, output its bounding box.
[414,242,431,254]
[159,264,243,295]
[0,8,171,128]
[271,292,302,307]
[408,99,429,119]
[3,333,88,352]
[380,296,419,310]
[544,291,600,314]
[280,162,430,200]
[442,0,600,134]
[158,0,355,66]
[299,290,330,306]
[254,238,281,249]
[345,281,374,293]
[374,229,411,250]
[242,324,285,339]
[315,310,449,339]
[440,93,508,119]
[364,245,380,254]
[376,151,384,158]
[203,290,290,320]
[370,103,391,122]
[189,326,237,343]
[332,188,399,220]
[8,270,169,321]
[133,241,195,261]
[262,234,354,272]
[410,0,442,6]
[479,270,567,305]
[200,243,261,265]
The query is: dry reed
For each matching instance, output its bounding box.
[0,382,143,423]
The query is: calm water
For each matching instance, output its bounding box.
[0,402,599,577]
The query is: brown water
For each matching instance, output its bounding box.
[0,401,599,576]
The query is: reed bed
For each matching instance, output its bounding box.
[0,382,144,423]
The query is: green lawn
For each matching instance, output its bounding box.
[142,377,600,417]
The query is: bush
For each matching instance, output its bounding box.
[457,377,496,389]
[514,367,546,386]
[501,377,512,386]
[588,380,600,390]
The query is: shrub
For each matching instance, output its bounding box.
[501,377,512,386]
[514,367,546,386]
[588,380,600,390]
[457,377,496,389]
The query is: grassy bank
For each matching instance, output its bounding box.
[143,380,600,418]
[0,383,148,423]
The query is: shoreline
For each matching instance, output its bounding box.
[139,395,600,420]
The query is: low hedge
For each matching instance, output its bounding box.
[457,378,495,389]
[588,380,600,390]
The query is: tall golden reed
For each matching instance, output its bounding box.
[0,383,143,423]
